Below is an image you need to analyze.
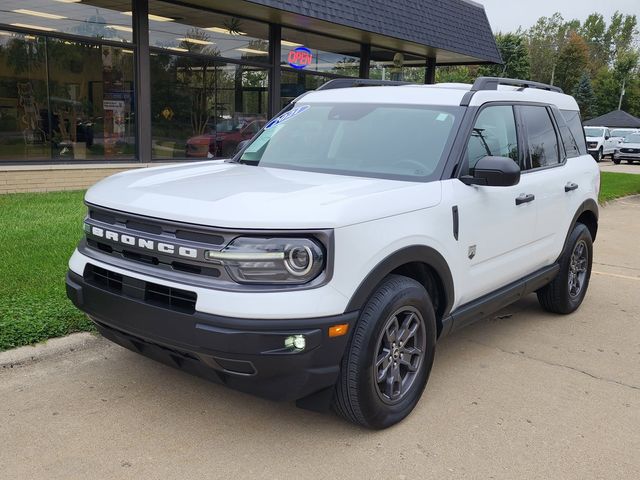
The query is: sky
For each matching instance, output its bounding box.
[472,0,640,33]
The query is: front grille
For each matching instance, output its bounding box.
[621,148,638,153]
[85,265,197,314]
[85,205,229,280]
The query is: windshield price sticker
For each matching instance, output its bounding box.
[265,104,311,129]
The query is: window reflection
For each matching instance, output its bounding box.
[0,31,135,162]
[150,54,268,159]
[370,48,426,82]
[0,0,133,42]
[148,1,270,63]
[280,28,360,76]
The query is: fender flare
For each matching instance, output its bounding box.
[344,245,454,316]
[559,198,599,260]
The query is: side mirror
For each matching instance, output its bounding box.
[605,135,610,140]
[460,156,521,187]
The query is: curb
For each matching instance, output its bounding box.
[0,332,102,369]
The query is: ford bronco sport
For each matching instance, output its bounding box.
[66,77,599,429]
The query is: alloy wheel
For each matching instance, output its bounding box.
[373,307,426,405]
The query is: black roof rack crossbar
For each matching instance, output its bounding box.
[316,79,412,91]
[460,77,564,106]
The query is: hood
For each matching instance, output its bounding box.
[585,136,602,142]
[85,161,441,229]
[620,142,640,149]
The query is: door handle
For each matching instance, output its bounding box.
[565,182,579,192]
[515,193,535,205]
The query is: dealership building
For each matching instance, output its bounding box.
[0,0,500,192]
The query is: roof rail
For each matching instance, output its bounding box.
[316,78,412,91]
[460,77,564,106]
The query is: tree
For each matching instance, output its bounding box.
[435,65,473,83]
[479,32,530,79]
[580,13,608,73]
[527,13,574,85]
[613,49,640,110]
[573,73,597,119]
[554,32,589,94]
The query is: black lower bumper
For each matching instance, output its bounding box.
[66,270,357,406]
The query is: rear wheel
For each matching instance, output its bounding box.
[537,223,593,314]
[333,275,436,429]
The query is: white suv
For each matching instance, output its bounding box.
[66,77,599,429]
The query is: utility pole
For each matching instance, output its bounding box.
[618,77,626,110]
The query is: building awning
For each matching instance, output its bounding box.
[584,110,640,128]
[187,0,502,65]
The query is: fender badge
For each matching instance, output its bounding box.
[468,245,476,260]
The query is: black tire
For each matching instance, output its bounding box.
[613,157,621,164]
[596,148,603,162]
[537,223,593,314]
[333,275,437,429]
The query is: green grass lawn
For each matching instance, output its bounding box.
[0,191,93,351]
[0,170,639,351]
[599,171,640,203]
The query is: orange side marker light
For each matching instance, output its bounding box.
[328,324,349,338]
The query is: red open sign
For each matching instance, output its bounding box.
[288,47,313,69]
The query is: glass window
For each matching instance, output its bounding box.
[279,70,333,110]
[0,31,135,162]
[560,109,587,155]
[239,103,462,181]
[521,106,560,169]
[150,53,268,159]
[148,2,269,63]
[369,48,426,83]
[553,111,580,158]
[466,106,519,172]
[280,28,359,76]
[0,0,132,42]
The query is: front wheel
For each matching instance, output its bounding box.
[537,224,593,314]
[613,157,621,165]
[333,275,436,429]
[595,148,603,162]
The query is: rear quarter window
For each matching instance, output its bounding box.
[560,110,587,155]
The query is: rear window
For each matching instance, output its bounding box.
[560,110,587,155]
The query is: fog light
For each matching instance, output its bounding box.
[284,334,306,351]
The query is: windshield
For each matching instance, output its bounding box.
[238,103,462,180]
[584,127,604,137]
[611,129,635,139]
[624,134,640,143]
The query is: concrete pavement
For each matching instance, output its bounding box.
[599,157,640,174]
[2,198,639,480]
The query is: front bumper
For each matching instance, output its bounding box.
[614,152,640,160]
[66,270,357,404]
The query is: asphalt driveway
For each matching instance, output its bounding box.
[1,197,639,480]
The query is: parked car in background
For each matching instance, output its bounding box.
[584,126,619,161]
[186,119,239,158]
[613,133,640,164]
[215,120,266,157]
[610,128,640,142]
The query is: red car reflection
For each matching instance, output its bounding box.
[186,120,265,158]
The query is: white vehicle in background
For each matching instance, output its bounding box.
[610,128,640,142]
[613,133,640,164]
[584,126,619,161]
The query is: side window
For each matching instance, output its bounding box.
[560,109,587,155]
[466,106,519,172]
[520,106,560,169]
[552,109,580,159]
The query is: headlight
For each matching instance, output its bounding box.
[204,237,324,284]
